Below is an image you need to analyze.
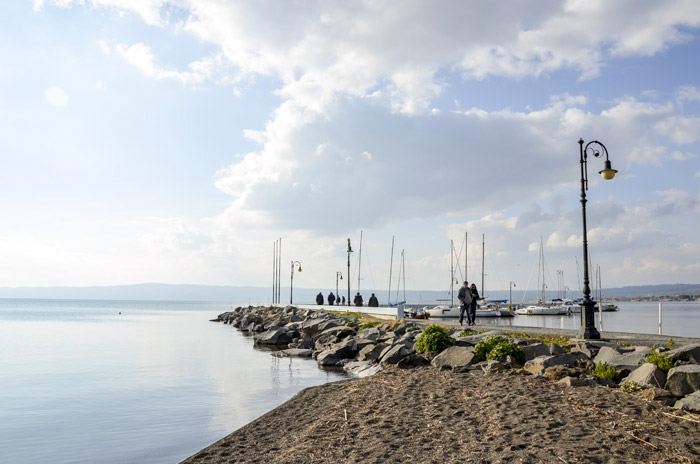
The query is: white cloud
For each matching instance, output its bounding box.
[44,86,69,107]
[677,85,700,102]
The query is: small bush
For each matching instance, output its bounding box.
[646,351,677,372]
[666,338,675,350]
[474,335,524,363]
[506,332,570,346]
[358,321,380,330]
[622,381,643,393]
[458,329,477,337]
[415,324,454,354]
[592,362,621,382]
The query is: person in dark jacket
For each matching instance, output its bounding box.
[457,281,472,326]
[316,292,324,305]
[368,293,379,307]
[328,292,336,305]
[353,292,364,307]
[469,283,480,326]
[341,296,346,305]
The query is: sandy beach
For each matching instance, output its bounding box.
[181,366,700,464]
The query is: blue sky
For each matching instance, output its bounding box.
[1,0,700,297]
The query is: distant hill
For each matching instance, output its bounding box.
[0,282,698,303]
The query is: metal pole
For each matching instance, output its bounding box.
[658,302,663,335]
[347,238,352,306]
[579,138,600,339]
[272,241,276,304]
[481,234,485,296]
[277,238,281,304]
[290,261,294,304]
[388,236,394,306]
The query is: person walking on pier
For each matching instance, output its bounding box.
[457,281,472,326]
[354,292,364,307]
[316,292,324,305]
[368,293,379,307]
[470,283,480,326]
[328,292,336,305]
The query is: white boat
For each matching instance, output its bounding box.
[475,301,502,317]
[517,238,566,316]
[553,298,579,313]
[425,304,461,318]
[516,304,568,315]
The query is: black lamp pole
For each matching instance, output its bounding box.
[290,260,302,304]
[347,239,353,306]
[578,138,617,339]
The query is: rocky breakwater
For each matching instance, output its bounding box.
[214,305,428,378]
[215,306,700,413]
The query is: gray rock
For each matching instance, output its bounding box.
[254,326,293,345]
[636,387,677,406]
[524,352,590,376]
[568,341,630,359]
[674,390,700,413]
[355,338,377,352]
[667,344,700,364]
[357,327,382,340]
[622,363,667,389]
[593,346,651,371]
[558,376,597,387]
[481,360,506,373]
[343,361,385,378]
[544,365,587,381]
[431,346,477,372]
[666,364,700,397]
[396,353,430,368]
[522,343,565,362]
[379,345,413,365]
[316,339,358,367]
[358,343,388,362]
[456,330,507,346]
[319,325,357,340]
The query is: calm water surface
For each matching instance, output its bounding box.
[483,301,700,337]
[0,299,347,464]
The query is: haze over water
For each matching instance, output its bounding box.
[0,299,346,464]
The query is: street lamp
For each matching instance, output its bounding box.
[509,281,516,307]
[578,138,617,339]
[290,260,302,304]
[346,238,353,306]
[336,271,343,305]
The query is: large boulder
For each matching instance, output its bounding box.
[622,363,667,389]
[674,391,700,413]
[522,343,565,362]
[379,345,413,365]
[300,317,341,338]
[431,346,477,372]
[524,352,590,376]
[667,344,700,364]
[593,346,651,371]
[397,353,430,368]
[357,327,382,340]
[316,339,358,367]
[319,325,357,340]
[567,341,623,358]
[666,365,700,397]
[254,326,293,345]
[358,343,389,362]
[343,361,385,378]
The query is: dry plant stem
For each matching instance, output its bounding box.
[662,412,700,425]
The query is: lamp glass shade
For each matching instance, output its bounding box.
[599,160,617,180]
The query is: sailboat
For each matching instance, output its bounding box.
[475,234,501,317]
[425,239,462,318]
[516,238,567,315]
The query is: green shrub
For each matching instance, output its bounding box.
[458,329,477,337]
[622,381,643,393]
[666,338,675,350]
[646,351,677,372]
[506,331,570,346]
[415,324,454,354]
[358,321,380,330]
[473,335,524,363]
[592,362,621,382]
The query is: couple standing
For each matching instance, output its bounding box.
[458,281,480,326]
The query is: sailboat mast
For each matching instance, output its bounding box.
[388,235,394,305]
[451,240,455,307]
[465,232,468,283]
[402,249,406,303]
[481,233,485,296]
[541,237,546,302]
[357,230,363,294]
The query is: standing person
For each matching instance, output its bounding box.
[328,292,336,305]
[353,292,364,307]
[368,293,379,307]
[341,296,346,305]
[316,292,324,305]
[470,283,480,326]
[457,281,472,326]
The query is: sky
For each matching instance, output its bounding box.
[1,0,700,298]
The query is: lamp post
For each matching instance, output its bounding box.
[290,260,302,304]
[346,239,353,306]
[336,271,343,305]
[509,281,516,307]
[578,138,617,339]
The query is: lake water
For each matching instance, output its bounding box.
[0,299,347,464]
[483,301,700,338]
